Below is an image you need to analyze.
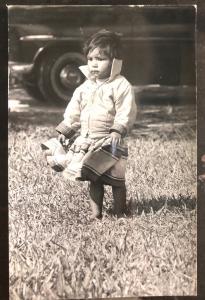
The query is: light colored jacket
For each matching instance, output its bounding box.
[56,59,137,140]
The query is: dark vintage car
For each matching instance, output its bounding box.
[8,5,196,105]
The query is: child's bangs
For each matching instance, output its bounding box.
[87,44,112,59]
[98,45,112,58]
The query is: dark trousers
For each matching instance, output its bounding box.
[89,181,127,218]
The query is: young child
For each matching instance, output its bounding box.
[42,30,137,219]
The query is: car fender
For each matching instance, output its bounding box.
[31,40,85,73]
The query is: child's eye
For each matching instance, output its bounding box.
[87,56,107,61]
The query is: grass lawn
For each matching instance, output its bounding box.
[9,105,197,299]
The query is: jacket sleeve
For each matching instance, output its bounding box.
[110,82,137,137]
[55,88,81,138]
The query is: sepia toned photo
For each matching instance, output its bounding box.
[8,4,197,299]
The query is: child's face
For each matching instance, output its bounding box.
[87,47,112,80]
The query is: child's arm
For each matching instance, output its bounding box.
[110,81,137,138]
[55,88,81,139]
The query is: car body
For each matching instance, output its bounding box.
[8,5,196,105]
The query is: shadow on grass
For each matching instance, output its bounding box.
[104,195,196,218]
[127,194,196,215]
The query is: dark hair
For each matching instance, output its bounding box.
[83,29,122,60]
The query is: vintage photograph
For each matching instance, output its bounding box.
[8,5,197,298]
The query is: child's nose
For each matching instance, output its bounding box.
[92,59,98,68]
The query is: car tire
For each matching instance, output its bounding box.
[23,80,45,102]
[37,51,86,105]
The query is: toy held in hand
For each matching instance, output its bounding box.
[41,137,68,172]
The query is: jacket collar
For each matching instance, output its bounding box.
[79,58,122,82]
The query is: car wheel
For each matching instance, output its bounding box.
[38,51,86,105]
[23,79,45,102]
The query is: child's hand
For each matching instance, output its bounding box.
[58,134,66,144]
[110,131,121,147]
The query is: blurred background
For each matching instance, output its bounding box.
[8,5,196,110]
